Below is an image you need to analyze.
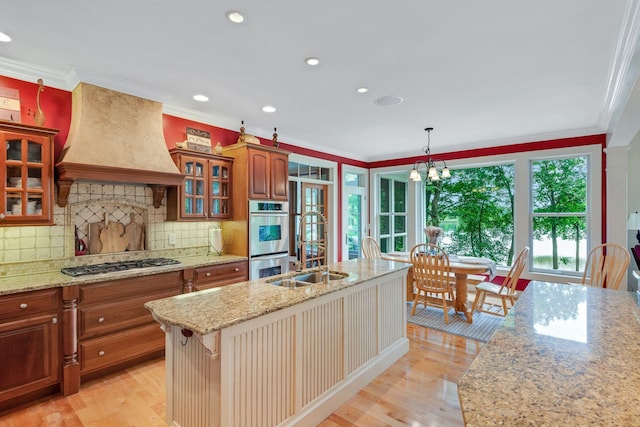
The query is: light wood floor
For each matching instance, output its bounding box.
[0,324,483,426]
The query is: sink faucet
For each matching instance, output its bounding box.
[296,211,329,280]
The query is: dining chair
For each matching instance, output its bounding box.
[471,246,529,317]
[581,243,630,290]
[361,236,382,259]
[410,243,454,323]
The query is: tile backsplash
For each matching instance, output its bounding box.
[0,182,219,273]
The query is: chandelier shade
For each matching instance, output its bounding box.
[408,127,450,182]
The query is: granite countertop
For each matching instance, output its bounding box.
[145,258,410,335]
[0,254,247,296]
[458,281,640,426]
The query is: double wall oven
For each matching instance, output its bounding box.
[249,200,289,280]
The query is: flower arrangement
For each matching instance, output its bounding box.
[424,226,443,245]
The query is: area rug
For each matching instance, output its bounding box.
[406,303,505,343]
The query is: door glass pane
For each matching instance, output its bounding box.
[380,216,390,234]
[347,194,362,260]
[196,199,204,214]
[212,182,220,196]
[6,139,21,160]
[27,141,41,162]
[211,164,220,178]
[185,161,194,175]
[380,178,390,213]
[393,181,406,213]
[196,181,204,196]
[185,179,193,195]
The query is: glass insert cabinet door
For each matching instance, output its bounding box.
[181,158,207,218]
[208,161,231,218]
[2,128,54,224]
[168,149,233,221]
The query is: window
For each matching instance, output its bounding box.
[379,177,407,252]
[370,143,601,283]
[425,164,515,265]
[531,156,588,274]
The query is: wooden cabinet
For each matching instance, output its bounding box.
[0,120,57,226]
[247,148,289,200]
[0,288,60,410]
[191,260,248,291]
[167,149,233,221]
[77,271,182,378]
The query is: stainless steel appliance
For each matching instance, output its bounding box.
[249,200,289,279]
[60,258,181,277]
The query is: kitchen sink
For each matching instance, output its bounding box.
[267,271,349,288]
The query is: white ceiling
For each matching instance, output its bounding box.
[1,1,640,162]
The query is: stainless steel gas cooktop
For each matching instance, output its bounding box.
[61,258,181,277]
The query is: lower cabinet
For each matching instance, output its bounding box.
[0,288,60,410]
[77,271,183,378]
[192,260,248,291]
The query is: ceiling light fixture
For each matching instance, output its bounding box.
[356,87,369,93]
[193,94,209,102]
[409,127,450,182]
[226,10,246,23]
[305,57,320,66]
[0,32,11,42]
[262,105,276,113]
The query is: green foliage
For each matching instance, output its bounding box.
[425,164,515,265]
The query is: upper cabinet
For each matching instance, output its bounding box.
[0,120,57,226]
[166,149,233,221]
[224,143,289,203]
[247,148,289,200]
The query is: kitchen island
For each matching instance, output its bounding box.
[458,281,640,426]
[145,258,410,427]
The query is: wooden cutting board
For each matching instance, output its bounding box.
[88,220,105,254]
[125,212,145,251]
[99,222,130,253]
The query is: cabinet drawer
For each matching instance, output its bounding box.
[79,289,179,340]
[0,288,59,322]
[79,271,183,304]
[79,323,165,374]
[193,261,248,287]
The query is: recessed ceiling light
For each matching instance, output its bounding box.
[305,57,320,66]
[226,11,246,23]
[0,32,11,43]
[193,94,209,102]
[356,87,369,93]
[262,105,276,113]
[374,95,403,107]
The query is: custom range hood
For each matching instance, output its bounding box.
[55,82,184,207]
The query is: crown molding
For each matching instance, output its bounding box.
[599,0,640,131]
[0,56,71,90]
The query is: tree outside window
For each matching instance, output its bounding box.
[425,164,515,265]
[531,156,587,273]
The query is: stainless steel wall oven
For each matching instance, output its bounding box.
[249,200,289,279]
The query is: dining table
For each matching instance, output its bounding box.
[381,251,494,323]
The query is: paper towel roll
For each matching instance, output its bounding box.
[209,228,223,255]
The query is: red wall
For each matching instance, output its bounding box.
[0,76,71,160]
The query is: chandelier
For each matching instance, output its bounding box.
[409,127,450,182]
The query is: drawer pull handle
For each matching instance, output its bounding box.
[19,303,28,309]
[234,268,239,272]
[98,351,105,356]
[206,272,211,277]
[52,317,58,324]
[0,213,4,220]
[98,317,105,323]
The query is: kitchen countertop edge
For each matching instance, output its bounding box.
[0,254,248,296]
[144,258,410,336]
